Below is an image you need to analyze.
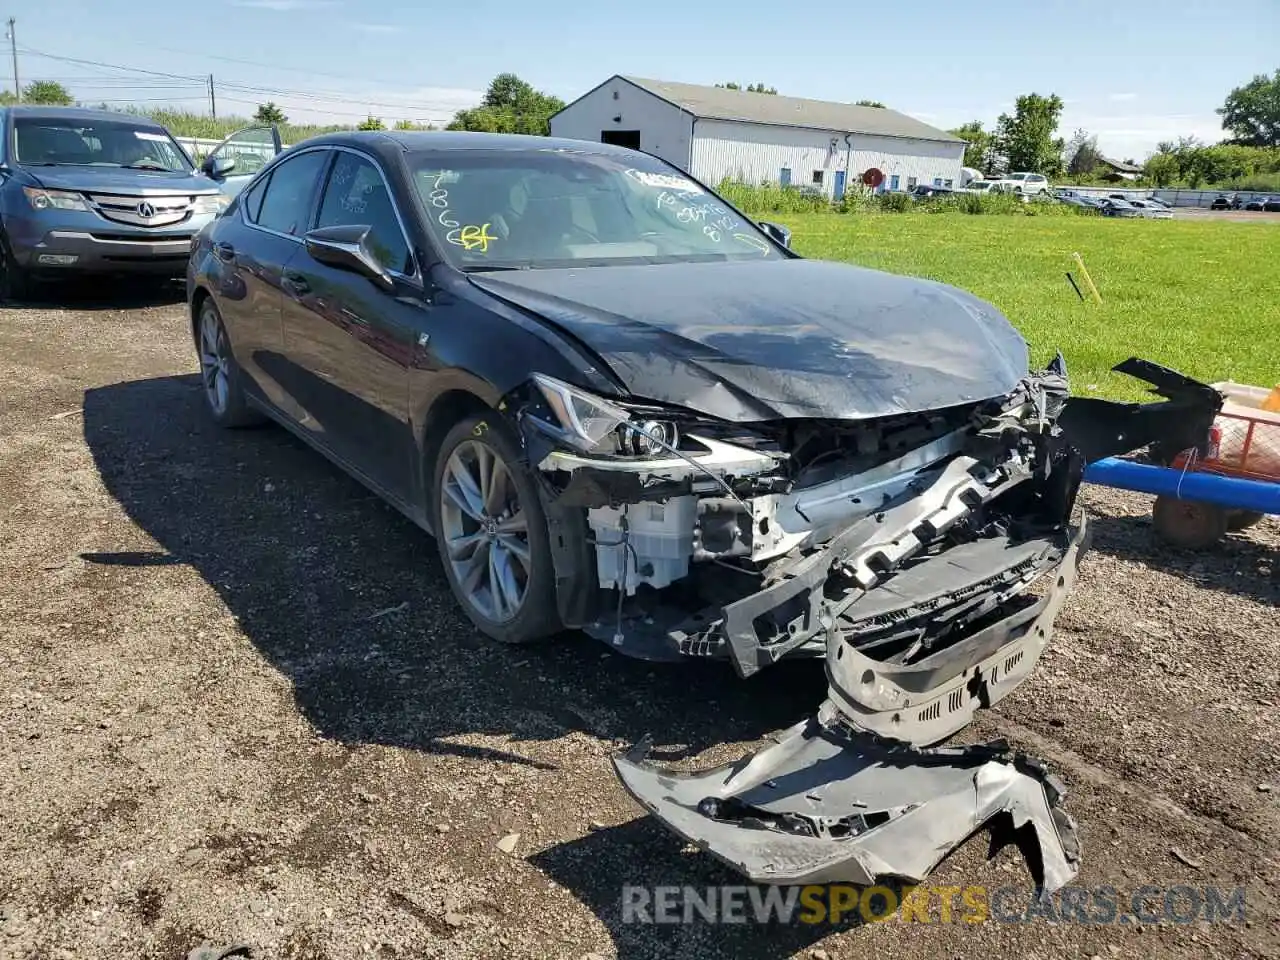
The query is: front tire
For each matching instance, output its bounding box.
[430,412,561,644]
[0,233,31,304]
[197,298,262,428]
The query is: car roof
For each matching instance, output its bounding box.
[3,104,167,127]
[296,129,644,159]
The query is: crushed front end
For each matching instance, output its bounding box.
[514,356,1220,894]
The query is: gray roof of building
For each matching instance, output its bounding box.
[1099,155,1143,173]
[617,76,963,144]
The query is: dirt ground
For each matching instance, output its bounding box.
[1,282,1277,960]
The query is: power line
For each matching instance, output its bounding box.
[18,44,468,118]
[110,37,452,92]
[86,97,213,104]
[214,80,465,113]
[213,94,449,122]
[40,83,207,91]
[23,77,206,87]
[17,45,202,82]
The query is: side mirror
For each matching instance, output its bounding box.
[758,220,792,249]
[202,154,236,179]
[303,224,395,291]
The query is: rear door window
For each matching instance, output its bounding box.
[240,176,269,223]
[256,150,329,236]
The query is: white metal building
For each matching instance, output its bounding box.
[549,76,965,198]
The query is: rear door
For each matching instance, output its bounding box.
[201,124,283,198]
[278,147,421,503]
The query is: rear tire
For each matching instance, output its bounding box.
[1226,509,1265,532]
[196,298,262,428]
[430,412,561,644]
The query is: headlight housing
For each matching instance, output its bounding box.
[23,187,87,212]
[531,374,680,457]
[193,194,231,215]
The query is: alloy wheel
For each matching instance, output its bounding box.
[439,439,531,623]
[199,309,230,416]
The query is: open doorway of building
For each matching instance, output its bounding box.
[600,129,641,149]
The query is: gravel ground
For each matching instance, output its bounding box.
[1171,207,1280,223]
[1,283,1277,960]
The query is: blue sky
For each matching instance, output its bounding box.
[9,0,1278,159]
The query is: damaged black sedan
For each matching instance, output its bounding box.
[187,131,1221,895]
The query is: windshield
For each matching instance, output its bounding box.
[1008,173,1028,181]
[410,149,779,269]
[13,118,191,171]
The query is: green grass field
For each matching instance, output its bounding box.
[780,214,1280,401]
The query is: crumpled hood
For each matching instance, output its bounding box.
[469,258,1030,421]
[23,167,220,195]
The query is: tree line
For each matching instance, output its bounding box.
[17,66,1280,191]
[949,69,1280,187]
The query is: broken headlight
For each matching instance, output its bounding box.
[531,374,680,457]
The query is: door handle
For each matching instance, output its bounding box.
[212,241,235,262]
[281,270,310,296]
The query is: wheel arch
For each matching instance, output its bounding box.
[418,388,496,505]
[189,285,212,349]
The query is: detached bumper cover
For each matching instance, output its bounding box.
[614,715,1080,892]
[613,516,1089,893]
[828,513,1088,746]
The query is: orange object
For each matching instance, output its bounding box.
[1263,384,1280,413]
[1170,381,1280,482]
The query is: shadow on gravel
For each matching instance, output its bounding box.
[1087,512,1278,608]
[530,820,858,959]
[2,274,184,311]
[83,374,832,953]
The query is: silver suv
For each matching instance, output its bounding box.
[0,106,232,300]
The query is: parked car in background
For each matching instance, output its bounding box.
[0,105,234,300]
[1053,190,1103,211]
[1242,196,1270,211]
[959,180,1000,194]
[909,183,954,199]
[199,123,285,198]
[1265,197,1280,212]
[1097,197,1143,218]
[1127,198,1173,219]
[186,130,1216,894]
[1004,172,1051,196]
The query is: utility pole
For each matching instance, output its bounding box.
[207,73,216,118]
[6,18,18,102]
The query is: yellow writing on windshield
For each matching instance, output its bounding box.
[457,223,498,253]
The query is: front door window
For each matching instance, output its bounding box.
[315,152,413,274]
[208,125,279,178]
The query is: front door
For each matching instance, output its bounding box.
[833,169,847,200]
[202,124,282,198]
[279,148,420,504]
